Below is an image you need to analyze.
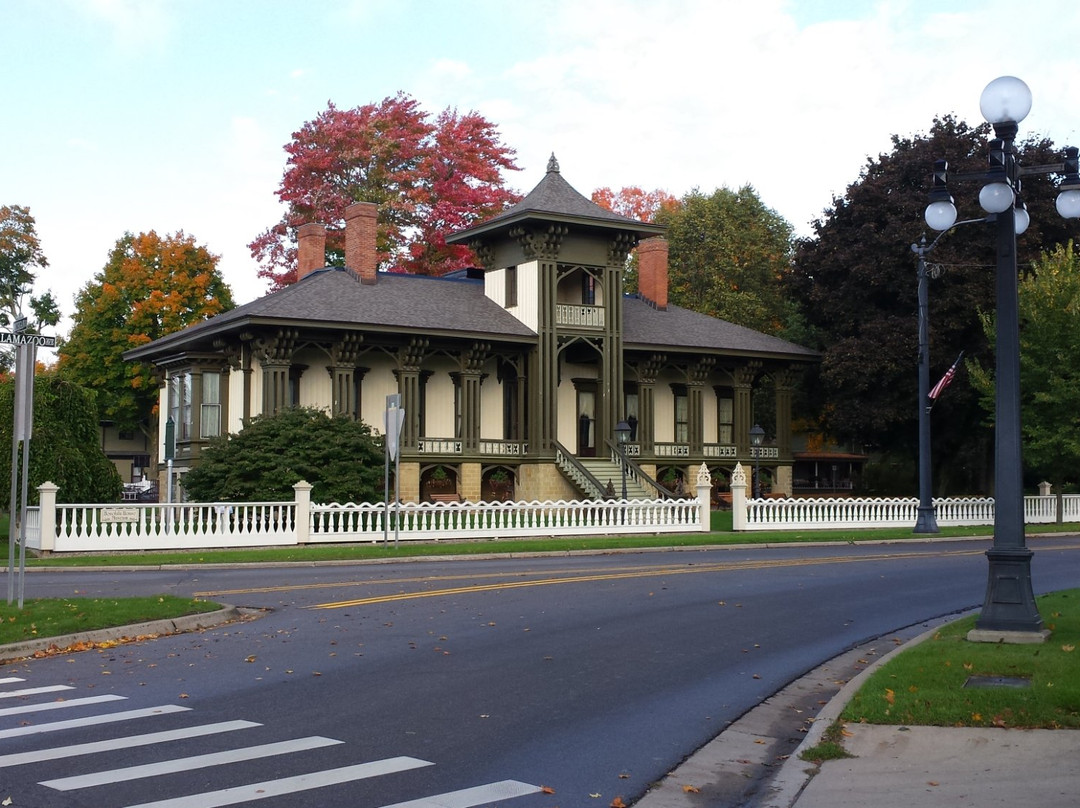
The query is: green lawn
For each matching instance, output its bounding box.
[0,595,221,646]
[842,589,1080,729]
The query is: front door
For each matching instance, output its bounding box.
[577,389,596,457]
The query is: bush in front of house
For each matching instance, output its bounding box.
[181,407,384,503]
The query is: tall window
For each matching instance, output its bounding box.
[672,385,688,444]
[201,373,221,438]
[716,387,734,444]
[180,373,193,440]
[581,273,596,306]
[505,265,517,307]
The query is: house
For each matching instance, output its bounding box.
[124,156,819,503]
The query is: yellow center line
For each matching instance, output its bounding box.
[305,549,982,610]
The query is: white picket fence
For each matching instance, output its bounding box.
[728,462,1080,530]
[24,475,712,553]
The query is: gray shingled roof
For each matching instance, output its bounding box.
[124,268,537,360]
[448,154,664,243]
[623,295,819,360]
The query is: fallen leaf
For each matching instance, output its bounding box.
[928,781,939,787]
[682,785,701,793]
[884,688,895,705]
[1062,644,1075,652]
[540,786,555,794]
[590,793,602,799]
[611,798,627,808]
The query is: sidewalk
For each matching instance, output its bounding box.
[636,614,1080,808]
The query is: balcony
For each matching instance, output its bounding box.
[555,304,605,328]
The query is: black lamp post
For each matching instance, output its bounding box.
[911,223,980,533]
[924,76,1080,641]
[615,420,631,523]
[749,424,764,500]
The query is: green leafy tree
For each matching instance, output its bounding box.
[181,408,384,503]
[969,242,1080,490]
[654,186,796,336]
[0,205,60,371]
[58,231,234,433]
[0,373,123,505]
[788,115,1075,493]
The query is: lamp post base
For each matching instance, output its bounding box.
[913,505,939,534]
[968,546,1046,643]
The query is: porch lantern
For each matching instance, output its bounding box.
[615,420,631,506]
[749,424,765,500]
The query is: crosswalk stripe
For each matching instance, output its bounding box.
[0,677,27,685]
[122,757,436,808]
[0,704,191,739]
[42,736,345,790]
[0,693,126,718]
[0,720,261,768]
[0,685,74,700]
[379,780,544,808]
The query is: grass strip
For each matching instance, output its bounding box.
[0,595,220,645]
[842,588,1080,729]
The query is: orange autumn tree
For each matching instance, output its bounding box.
[58,231,234,434]
[591,186,680,223]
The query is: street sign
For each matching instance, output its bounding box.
[0,331,56,347]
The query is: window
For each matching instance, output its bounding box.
[505,265,517,307]
[582,273,596,306]
[180,373,193,440]
[672,385,688,444]
[168,374,181,438]
[201,372,221,438]
[716,387,734,444]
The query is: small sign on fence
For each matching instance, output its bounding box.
[99,508,141,523]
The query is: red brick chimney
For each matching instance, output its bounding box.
[345,202,379,284]
[637,237,668,310]
[296,222,326,281]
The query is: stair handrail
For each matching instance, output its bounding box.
[604,439,673,499]
[553,441,608,500]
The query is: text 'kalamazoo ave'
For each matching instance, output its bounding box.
[0,332,57,347]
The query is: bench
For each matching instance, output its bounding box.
[430,493,462,504]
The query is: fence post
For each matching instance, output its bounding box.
[37,480,58,552]
[695,463,712,532]
[730,463,748,531]
[293,480,312,544]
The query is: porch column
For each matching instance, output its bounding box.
[635,354,665,455]
[733,362,760,455]
[687,358,714,456]
[459,343,489,453]
[773,367,796,458]
[261,363,290,415]
[396,338,428,451]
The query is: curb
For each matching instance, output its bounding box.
[0,605,244,664]
[759,609,977,808]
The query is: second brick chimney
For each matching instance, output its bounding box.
[637,237,669,310]
[296,222,326,281]
[345,202,379,284]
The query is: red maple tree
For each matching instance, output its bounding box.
[249,93,521,289]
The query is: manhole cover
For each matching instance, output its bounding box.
[963,675,1031,689]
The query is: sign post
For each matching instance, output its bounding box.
[383,395,404,546]
[5,324,51,607]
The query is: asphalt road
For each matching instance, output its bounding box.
[3,536,1079,807]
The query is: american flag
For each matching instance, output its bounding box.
[929,352,964,402]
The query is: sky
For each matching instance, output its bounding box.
[4,0,1080,343]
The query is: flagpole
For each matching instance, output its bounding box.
[913,237,940,534]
